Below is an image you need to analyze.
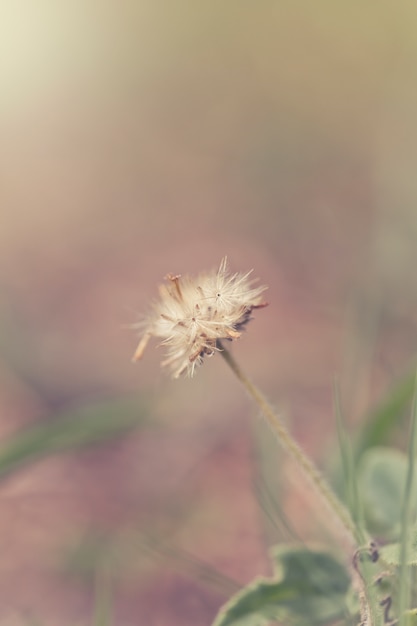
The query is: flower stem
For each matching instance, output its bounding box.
[219,342,360,547]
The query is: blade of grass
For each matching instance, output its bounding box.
[334,379,366,544]
[253,474,297,543]
[251,417,298,544]
[92,569,113,626]
[141,533,240,596]
[0,396,146,479]
[355,370,415,460]
[398,373,417,624]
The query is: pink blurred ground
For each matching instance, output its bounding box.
[1,3,417,624]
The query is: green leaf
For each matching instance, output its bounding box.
[355,371,415,459]
[357,447,417,536]
[379,529,417,566]
[0,396,146,479]
[65,532,115,581]
[212,547,350,626]
[333,380,366,542]
[92,570,113,626]
[404,608,417,625]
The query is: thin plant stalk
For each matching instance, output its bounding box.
[219,342,360,548]
[334,378,367,545]
[219,343,379,624]
[398,372,417,625]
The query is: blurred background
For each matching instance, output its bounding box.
[1,1,417,624]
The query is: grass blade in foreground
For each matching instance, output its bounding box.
[0,396,146,479]
[92,569,113,626]
[334,380,366,544]
[355,370,415,459]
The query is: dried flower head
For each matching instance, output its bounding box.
[132,258,268,378]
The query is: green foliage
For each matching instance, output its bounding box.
[404,608,417,625]
[334,381,365,541]
[2,331,416,625]
[212,546,350,626]
[0,396,146,478]
[379,529,417,567]
[355,370,415,459]
[216,371,417,626]
[91,570,113,626]
[357,447,417,537]
[65,532,117,582]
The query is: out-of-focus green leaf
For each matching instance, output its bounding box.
[66,527,240,595]
[379,529,417,566]
[92,569,113,626]
[65,532,115,582]
[398,374,417,620]
[357,447,417,536]
[0,396,146,479]
[334,380,366,542]
[355,371,415,459]
[212,546,350,626]
[404,608,417,625]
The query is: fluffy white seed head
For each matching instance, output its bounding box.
[132,258,267,378]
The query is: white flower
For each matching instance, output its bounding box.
[132,258,267,378]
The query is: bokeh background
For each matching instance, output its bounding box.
[1,2,417,624]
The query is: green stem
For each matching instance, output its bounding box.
[398,372,417,624]
[219,342,359,547]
